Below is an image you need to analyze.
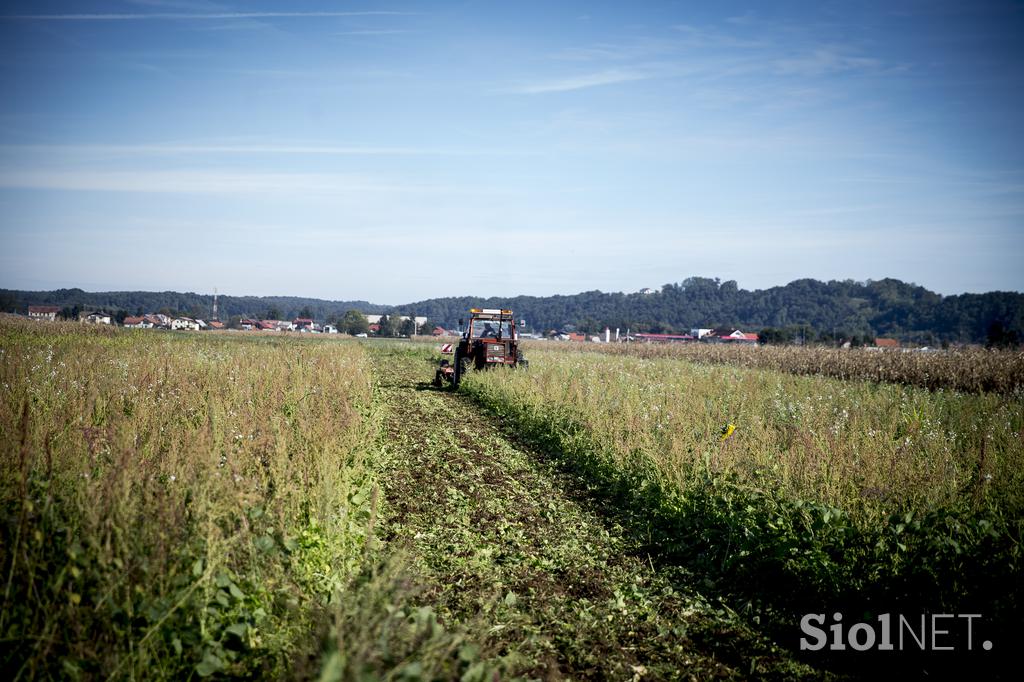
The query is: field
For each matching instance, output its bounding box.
[2,319,1021,679]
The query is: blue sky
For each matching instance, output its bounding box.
[1,0,1021,303]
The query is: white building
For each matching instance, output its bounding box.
[28,305,60,321]
[122,316,153,328]
[170,317,200,331]
[80,311,112,325]
[366,314,428,333]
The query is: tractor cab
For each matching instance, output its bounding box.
[434,308,528,387]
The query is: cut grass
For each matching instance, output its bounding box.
[367,342,828,680]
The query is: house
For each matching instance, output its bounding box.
[690,328,714,339]
[366,314,428,333]
[208,320,225,330]
[323,325,338,334]
[240,319,261,330]
[79,311,112,325]
[28,305,60,322]
[707,329,758,344]
[123,316,153,328]
[874,338,900,349]
[635,333,695,344]
[170,317,200,331]
[292,317,314,331]
[146,314,171,328]
[566,332,586,342]
[432,326,448,336]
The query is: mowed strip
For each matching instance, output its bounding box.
[369,345,825,680]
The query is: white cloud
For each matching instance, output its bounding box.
[772,47,882,76]
[0,169,446,195]
[502,69,651,94]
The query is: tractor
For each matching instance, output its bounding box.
[434,308,528,387]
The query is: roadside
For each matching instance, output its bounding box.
[368,343,827,680]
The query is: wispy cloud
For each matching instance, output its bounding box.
[335,29,411,36]
[3,11,409,21]
[671,23,767,49]
[0,143,533,157]
[0,168,445,195]
[502,69,651,94]
[772,47,883,76]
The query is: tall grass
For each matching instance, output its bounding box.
[460,347,1023,642]
[488,348,1022,514]
[0,319,380,678]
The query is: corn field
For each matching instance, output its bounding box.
[524,340,1024,395]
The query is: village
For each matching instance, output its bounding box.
[20,304,906,348]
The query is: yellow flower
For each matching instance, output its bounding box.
[719,423,736,442]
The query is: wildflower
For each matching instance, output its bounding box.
[719,423,736,442]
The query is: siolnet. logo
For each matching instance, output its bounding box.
[800,612,993,652]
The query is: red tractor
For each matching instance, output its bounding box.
[434,308,528,387]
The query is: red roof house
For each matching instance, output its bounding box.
[28,305,60,321]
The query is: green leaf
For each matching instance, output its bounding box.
[195,653,223,677]
[458,643,479,662]
[192,558,204,577]
[461,661,487,682]
[225,623,248,639]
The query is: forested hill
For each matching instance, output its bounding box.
[394,278,1023,345]
[2,278,1022,344]
[0,288,386,324]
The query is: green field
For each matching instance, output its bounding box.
[2,320,1020,679]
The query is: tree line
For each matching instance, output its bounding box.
[3,277,1022,345]
[393,277,1023,345]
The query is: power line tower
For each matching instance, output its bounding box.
[213,287,219,321]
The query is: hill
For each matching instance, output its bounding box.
[2,278,1022,344]
[0,288,385,325]
[394,278,1023,345]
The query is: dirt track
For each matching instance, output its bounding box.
[369,345,824,680]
